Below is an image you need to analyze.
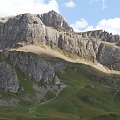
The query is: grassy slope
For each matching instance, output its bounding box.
[0,60,120,120]
[31,62,120,120]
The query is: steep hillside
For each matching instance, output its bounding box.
[0,59,120,120]
[0,10,120,120]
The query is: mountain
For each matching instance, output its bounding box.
[0,10,120,120]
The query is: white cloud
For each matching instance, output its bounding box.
[70,18,88,32]
[0,0,60,17]
[85,25,94,31]
[71,18,120,35]
[64,0,76,8]
[96,18,120,34]
[90,0,107,10]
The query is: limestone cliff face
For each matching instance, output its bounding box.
[39,10,73,32]
[79,30,120,43]
[97,43,120,71]
[0,13,46,49]
[0,61,19,93]
[0,50,64,105]
[0,11,100,63]
[0,10,120,97]
[5,51,57,83]
[0,11,120,71]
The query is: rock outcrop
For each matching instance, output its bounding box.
[39,10,73,32]
[0,61,19,93]
[0,13,46,49]
[5,51,59,84]
[0,49,64,105]
[96,43,120,71]
[79,30,120,43]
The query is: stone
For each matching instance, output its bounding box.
[39,10,73,32]
[0,61,19,93]
[5,51,55,83]
[0,13,46,49]
[0,12,120,72]
[97,43,120,71]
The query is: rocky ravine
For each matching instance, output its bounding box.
[0,10,120,105]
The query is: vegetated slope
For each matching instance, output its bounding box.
[0,10,120,120]
[0,58,120,120]
[32,61,120,120]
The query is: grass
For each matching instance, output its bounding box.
[0,106,33,120]
[0,55,11,64]
[45,91,56,101]
[15,67,35,96]
[53,45,79,59]
[0,55,35,105]
[103,41,120,49]
[0,67,35,106]
[30,62,120,120]
[0,57,120,120]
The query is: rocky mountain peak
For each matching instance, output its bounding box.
[39,10,73,32]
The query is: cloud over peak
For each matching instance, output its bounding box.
[71,18,120,35]
[70,18,88,32]
[0,0,60,17]
[96,18,120,34]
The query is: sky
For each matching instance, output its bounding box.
[0,0,120,35]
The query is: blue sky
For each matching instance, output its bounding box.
[58,0,119,26]
[0,0,120,34]
[58,0,120,34]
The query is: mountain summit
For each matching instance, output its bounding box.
[39,10,73,32]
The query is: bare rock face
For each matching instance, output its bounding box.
[97,43,120,71]
[0,11,120,72]
[43,27,101,62]
[79,30,120,43]
[0,50,64,105]
[0,12,119,67]
[39,10,73,32]
[63,36,100,62]
[5,51,59,84]
[0,61,19,93]
[116,41,120,46]
[0,13,46,49]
